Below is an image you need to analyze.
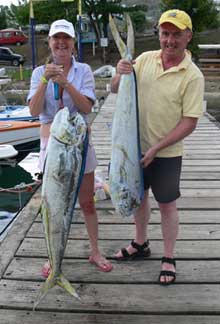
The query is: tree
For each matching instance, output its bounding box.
[3,0,147,41]
[130,10,146,33]
[0,6,8,29]
[160,0,220,58]
[160,0,219,32]
[6,0,77,27]
[83,0,147,45]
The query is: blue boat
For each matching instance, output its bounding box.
[0,105,38,121]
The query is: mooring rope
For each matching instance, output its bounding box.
[0,181,39,193]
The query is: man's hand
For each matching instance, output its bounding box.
[111,59,136,93]
[140,146,158,168]
[116,59,135,75]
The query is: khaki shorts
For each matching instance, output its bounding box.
[38,136,97,174]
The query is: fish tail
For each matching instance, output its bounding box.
[57,273,81,301]
[33,274,56,310]
[33,273,80,310]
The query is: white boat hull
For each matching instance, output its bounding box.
[0,145,18,159]
[0,120,40,146]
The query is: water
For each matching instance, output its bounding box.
[0,152,40,240]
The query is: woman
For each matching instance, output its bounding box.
[28,19,113,275]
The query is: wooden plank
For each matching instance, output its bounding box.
[94,147,220,153]
[4,257,220,283]
[187,135,220,139]
[94,148,220,153]
[96,166,220,180]
[182,160,220,165]
[7,188,208,214]
[93,197,220,209]
[26,223,220,240]
[181,172,220,180]
[184,138,220,142]
[193,130,220,133]
[34,209,220,224]
[204,75,220,81]
[93,138,220,144]
[95,152,220,160]
[184,145,220,149]
[16,238,220,259]
[172,188,220,196]
[0,310,219,324]
[0,280,220,313]
[96,158,220,167]
[97,162,220,172]
[199,58,220,63]
[98,171,220,181]
[180,180,220,188]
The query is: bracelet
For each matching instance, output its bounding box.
[40,75,48,84]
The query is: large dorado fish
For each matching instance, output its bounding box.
[109,14,144,217]
[34,107,88,309]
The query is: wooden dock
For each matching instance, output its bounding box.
[0,93,220,323]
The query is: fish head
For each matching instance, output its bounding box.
[50,107,87,145]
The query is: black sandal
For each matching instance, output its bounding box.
[158,256,176,286]
[115,239,151,261]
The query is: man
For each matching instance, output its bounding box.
[111,9,204,285]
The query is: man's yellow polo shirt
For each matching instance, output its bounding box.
[134,50,204,157]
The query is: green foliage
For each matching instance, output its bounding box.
[130,11,146,33]
[83,0,147,43]
[32,0,77,25]
[160,0,220,33]
[8,3,29,26]
[7,67,32,81]
[0,0,148,56]
[4,0,77,27]
[0,0,147,46]
[0,6,8,29]
[160,0,220,59]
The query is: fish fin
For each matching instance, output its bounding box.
[126,13,135,58]
[40,204,53,263]
[37,205,42,218]
[109,14,127,58]
[33,273,80,310]
[57,273,81,301]
[33,273,56,310]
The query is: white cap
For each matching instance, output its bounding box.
[49,19,75,38]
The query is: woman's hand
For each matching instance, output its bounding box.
[51,73,69,88]
[43,63,69,88]
[43,63,64,81]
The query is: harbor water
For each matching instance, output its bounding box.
[0,152,40,240]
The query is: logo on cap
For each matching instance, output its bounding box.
[54,24,69,30]
[168,12,177,17]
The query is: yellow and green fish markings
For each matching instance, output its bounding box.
[34,108,87,309]
[109,14,144,216]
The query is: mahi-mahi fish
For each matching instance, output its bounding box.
[34,107,87,309]
[109,14,144,217]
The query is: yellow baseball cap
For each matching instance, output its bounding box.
[159,9,192,31]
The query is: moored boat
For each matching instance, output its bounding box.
[0,120,40,163]
[0,144,18,160]
[0,105,38,121]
